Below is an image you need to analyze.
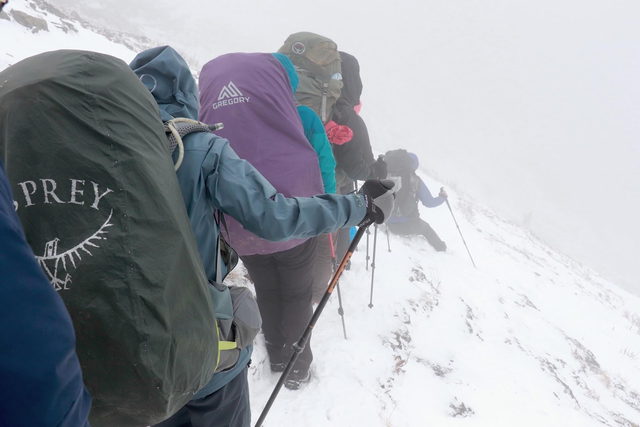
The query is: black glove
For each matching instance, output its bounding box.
[369,157,388,179]
[357,179,396,227]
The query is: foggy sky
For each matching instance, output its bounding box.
[55,0,640,294]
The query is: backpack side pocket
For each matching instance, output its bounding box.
[229,286,262,350]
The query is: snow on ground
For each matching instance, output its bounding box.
[234,170,640,427]
[1,0,138,70]
[3,4,640,426]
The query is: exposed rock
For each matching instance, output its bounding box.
[10,10,48,32]
[33,0,66,19]
[53,20,77,34]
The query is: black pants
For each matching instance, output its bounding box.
[387,218,447,252]
[311,233,334,302]
[154,365,250,427]
[241,237,318,374]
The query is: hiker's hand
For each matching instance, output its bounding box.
[370,157,388,179]
[439,187,448,199]
[357,179,396,227]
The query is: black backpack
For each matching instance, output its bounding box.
[384,149,420,218]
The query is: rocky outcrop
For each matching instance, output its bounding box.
[10,10,48,32]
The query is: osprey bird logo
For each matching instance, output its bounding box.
[35,209,114,291]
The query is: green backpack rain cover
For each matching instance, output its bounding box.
[278,31,343,123]
[0,50,219,427]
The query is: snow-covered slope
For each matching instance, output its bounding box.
[2,4,640,426]
[237,171,640,427]
[1,0,146,70]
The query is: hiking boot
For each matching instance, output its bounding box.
[270,362,286,373]
[283,369,311,390]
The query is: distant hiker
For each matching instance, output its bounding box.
[131,46,394,426]
[279,34,388,265]
[329,51,387,187]
[278,35,386,189]
[0,160,91,427]
[329,51,389,260]
[385,149,448,252]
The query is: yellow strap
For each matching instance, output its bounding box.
[219,340,238,351]
[215,322,221,370]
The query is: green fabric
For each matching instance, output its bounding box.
[218,341,239,351]
[278,32,343,123]
[0,50,218,427]
[278,32,341,80]
[298,105,337,193]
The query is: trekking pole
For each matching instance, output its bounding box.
[254,226,369,427]
[328,233,347,340]
[365,227,370,271]
[368,224,378,308]
[442,188,477,269]
[385,225,391,252]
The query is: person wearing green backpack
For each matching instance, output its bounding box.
[131,46,396,427]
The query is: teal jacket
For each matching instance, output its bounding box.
[298,105,337,193]
[273,53,337,194]
[130,46,366,396]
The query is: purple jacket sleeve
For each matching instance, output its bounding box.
[418,178,446,208]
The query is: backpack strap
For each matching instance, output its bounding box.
[164,118,224,171]
[214,210,238,283]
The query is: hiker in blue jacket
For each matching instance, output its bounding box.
[130,46,395,427]
[386,151,448,252]
[0,160,91,427]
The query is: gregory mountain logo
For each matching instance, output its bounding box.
[212,81,250,109]
[218,81,243,100]
[13,178,114,291]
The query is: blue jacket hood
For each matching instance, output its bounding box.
[408,152,419,170]
[129,46,198,122]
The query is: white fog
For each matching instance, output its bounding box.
[52,0,640,294]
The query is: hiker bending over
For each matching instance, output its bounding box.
[385,150,447,252]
